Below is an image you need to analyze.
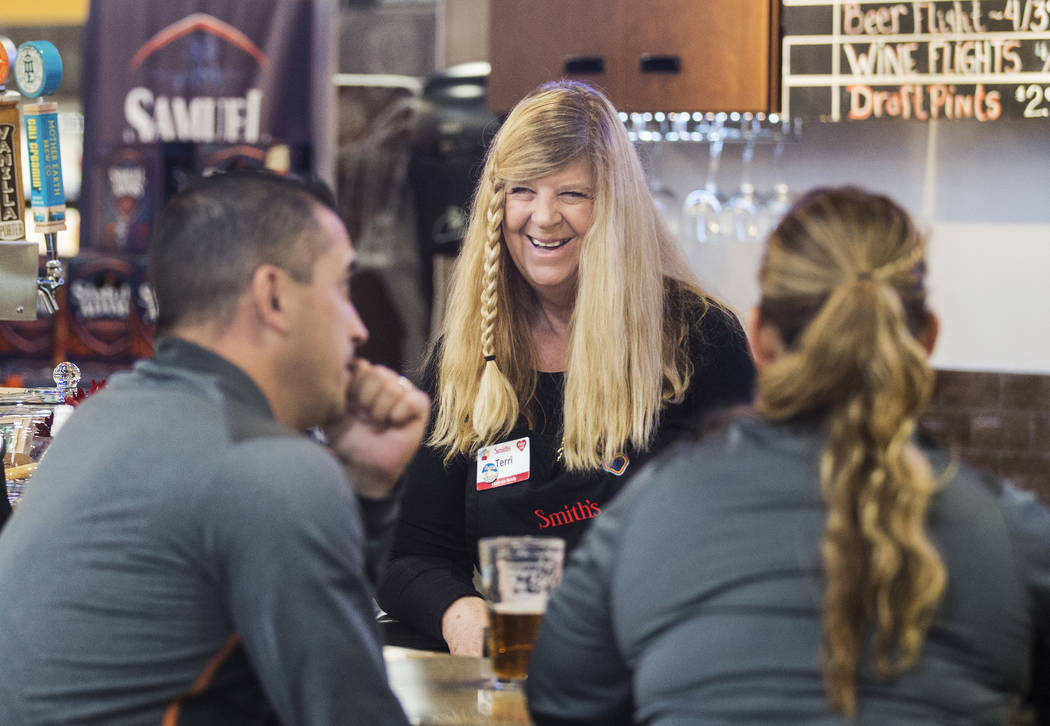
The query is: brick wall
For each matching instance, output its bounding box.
[920,369,1050,505]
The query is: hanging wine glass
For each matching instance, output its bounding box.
[682,113,726,245]
[723,115,761,242]
[760,118,795,236]
[640,113,681,241]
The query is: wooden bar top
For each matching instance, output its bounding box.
[384,646,533,725]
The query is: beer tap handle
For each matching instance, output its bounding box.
[0,37,26,243]
[0,36,14,92]
[14,41,66,313]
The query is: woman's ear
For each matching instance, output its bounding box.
[747,306,786,370]
[917,310,939,356]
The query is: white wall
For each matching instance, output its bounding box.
[654,118,1050,374]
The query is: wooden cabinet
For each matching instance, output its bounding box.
[486,0,620,113]
[487,0,779,113]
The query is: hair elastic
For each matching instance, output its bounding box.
[484,355,496,362]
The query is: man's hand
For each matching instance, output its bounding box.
[324,359,430,500]
[442,596,488,656]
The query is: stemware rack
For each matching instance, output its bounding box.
[620,111,802,145]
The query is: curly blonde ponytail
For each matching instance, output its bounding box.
[757,188,946,716]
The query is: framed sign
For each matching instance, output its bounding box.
[782,0,1050,121]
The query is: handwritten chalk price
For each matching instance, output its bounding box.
[1035,41,1050,71]
[991,0,1050,31]
[1015,84,1050,116]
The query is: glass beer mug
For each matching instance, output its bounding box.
[478,536,565,681]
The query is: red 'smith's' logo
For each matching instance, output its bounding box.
[535,499,601,529]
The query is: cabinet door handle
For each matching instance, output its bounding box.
[639,54,682,74]
[563,56,605,75]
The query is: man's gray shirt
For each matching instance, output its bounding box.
[0,337,409,725]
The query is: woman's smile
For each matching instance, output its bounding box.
[503,158,594,300]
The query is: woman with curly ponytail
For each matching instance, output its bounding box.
[528,187,1050,725]
[377,81,756,654]
[756,189,945,716]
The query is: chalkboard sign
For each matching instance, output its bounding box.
[782,0,1050,121]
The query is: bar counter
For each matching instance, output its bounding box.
[385,646,532,725]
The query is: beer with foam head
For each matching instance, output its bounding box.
[479,536,564,681]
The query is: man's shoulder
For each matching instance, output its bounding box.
[201,437,363,557]
[212,436,352,510]
[94,355,288,444]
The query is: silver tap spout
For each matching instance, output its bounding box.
[36,232,63,314]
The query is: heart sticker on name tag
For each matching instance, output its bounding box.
[476,436,531,490]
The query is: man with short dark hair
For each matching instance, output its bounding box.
[0,171,428,725]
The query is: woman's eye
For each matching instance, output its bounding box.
[509,186,533,195]
[561,191,590,200]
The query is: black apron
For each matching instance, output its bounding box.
[464,372,634,562]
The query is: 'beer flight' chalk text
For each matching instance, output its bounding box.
[783,0,1050,120]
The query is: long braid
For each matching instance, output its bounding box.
[471,179,518,442]
[478,184,503,366]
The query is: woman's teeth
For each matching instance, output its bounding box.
[530,236,570,249]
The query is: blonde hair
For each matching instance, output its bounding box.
[757,187,946,716]
[430,81,702,470]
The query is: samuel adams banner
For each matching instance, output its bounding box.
[80,0,336,251]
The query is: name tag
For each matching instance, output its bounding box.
[476,436,530,491]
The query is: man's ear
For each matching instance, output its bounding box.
[248,264,292,334]
[747,306,785,370]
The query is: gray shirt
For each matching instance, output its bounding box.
[526,415,1050,725]
[0,337,410,725]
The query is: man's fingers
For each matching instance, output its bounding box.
[385,386,430,427]
[348,362,428,426]
[347,359,383,410]
[367,380,405,423]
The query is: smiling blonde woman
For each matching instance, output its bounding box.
[376,81,756,655]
